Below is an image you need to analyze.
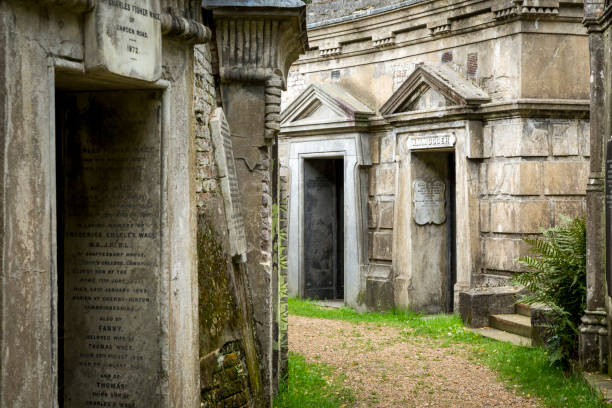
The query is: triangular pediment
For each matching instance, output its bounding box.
[281,83,374,127]
[380,63,490,116]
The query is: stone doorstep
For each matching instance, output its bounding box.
[584,372,612,403]
[490,313,532,338]
[314,300,344,309]
[469,327,531,347]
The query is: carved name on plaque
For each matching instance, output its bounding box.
[85,0,162,81]
[407,134,456,151]
[209,108,248,257]
[413,179,446,225]
[61,91,163,408]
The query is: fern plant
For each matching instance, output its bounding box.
[514,217,586,368]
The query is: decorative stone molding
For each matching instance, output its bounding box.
[493,0,559,20]
[265,75,283,140]
[373,36,395,48]
[580,310,609,372]
[320,47,342,57]
[205,2,308,87]
[428,20,451,36]
[161,13,211,43]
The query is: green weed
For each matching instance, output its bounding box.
[274,352,355,408]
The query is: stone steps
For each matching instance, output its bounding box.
[516,302,531,317]
[470,327,531,347]
[490,313,532,338]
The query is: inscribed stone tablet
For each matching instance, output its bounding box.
[209,108,248,257]
[61,91,163,408]
[413,179,446,225]
[85,0,162,82]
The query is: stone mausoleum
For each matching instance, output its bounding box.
[280,0,591,316]
[0,0,306,407]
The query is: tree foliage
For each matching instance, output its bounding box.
[514,217,587,367]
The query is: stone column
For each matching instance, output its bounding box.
[204,1,307,404]
[580,0,608,373]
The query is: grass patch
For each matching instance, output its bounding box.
[274,352,355,408]
[289,298,607,408]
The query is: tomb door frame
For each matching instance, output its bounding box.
[47,57,174,406]
[393,123,478,312]
[287,137,365,308]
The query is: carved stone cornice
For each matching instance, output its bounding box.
[204,1,308,89]
[493,0,559,21]
[161,13,211,43]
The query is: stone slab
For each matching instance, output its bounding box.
[209,108,248,257]
[203,0,304,8]
[85,0,162,82]
[61,91,163,408]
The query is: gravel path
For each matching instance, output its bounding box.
[289,315,540,408]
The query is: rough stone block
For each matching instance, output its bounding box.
[366,278,394,311]
[484,237,522,271]
[486,161,540,195]
[516,162,541,195]
[380,133,395,163]
[490,200,550,234]
[480,200,490,232]
[372,231,393,260]
[370,135,380,165]
[520,120,549,157]
[492,120,549,157]
[368,200,378,228]
[553,200,585,225]
[543,161,588,195]
[370,164,396,196]
[552,123,579,156]
[378,201,394,229]
[483,125,493,158]
[492,121,523,157]
[459,288,521,328]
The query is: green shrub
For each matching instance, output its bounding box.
[514,217,587,368]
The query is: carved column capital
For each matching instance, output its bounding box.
[204,0,308,89]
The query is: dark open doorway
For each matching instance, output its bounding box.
[303,158,344,300]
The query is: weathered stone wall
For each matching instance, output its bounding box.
[478,118,589,285]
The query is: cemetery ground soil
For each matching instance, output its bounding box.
[275,299,607,408]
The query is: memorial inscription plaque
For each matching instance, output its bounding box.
[209,108,248,257]
[85,0,162,81]
[413,179,446,225]
[61,91,163,408]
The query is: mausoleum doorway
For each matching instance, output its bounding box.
[409,150,457,313]
[303,158,345,300]
[280,84,374,309]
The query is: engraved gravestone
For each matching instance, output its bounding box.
[61,91,163,408]
[85,0,162,81]
[413,179,446,225]
[209,108,248,257]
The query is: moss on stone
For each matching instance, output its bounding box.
[197,215,240,353]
